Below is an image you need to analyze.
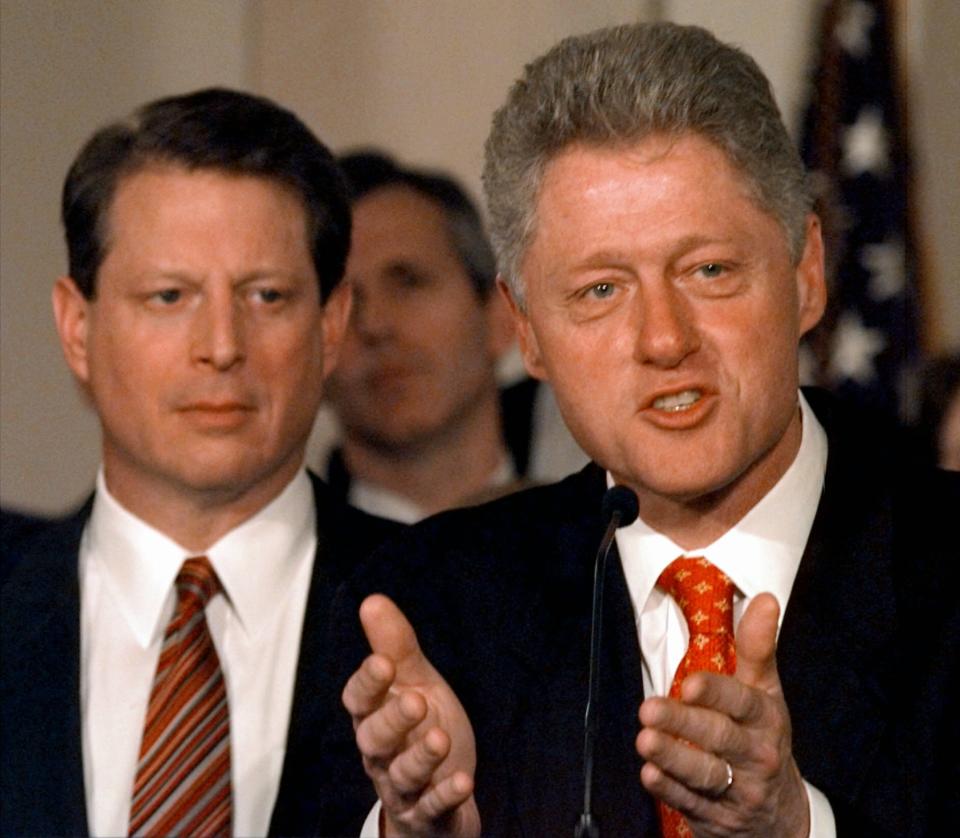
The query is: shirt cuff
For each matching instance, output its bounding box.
[805,779,836,838]
[359,801,382,837]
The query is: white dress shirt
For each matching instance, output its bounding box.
[615,391,835,835]
[349,456,517,524]
[80,468,317,837]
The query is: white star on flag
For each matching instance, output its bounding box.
[829,312,886,384]
[842,106,889,176]
[835,0,876,58]
[862,239,906,301]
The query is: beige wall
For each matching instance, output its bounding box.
[2,0,957,513]
[0,0,253,512]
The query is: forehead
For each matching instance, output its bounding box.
[352,184,449,242]
[350,184,465,270]
[538,134,755,208]
[96,165,316,290]
[105,164,308,236]
[526,134,783,254]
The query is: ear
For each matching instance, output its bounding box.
[483,284,517,360]
[795,214,827,337]
[52,276,92,384]
[497,276,547,380]
[320,279,352,379]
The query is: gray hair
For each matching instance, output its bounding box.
[483,22,812,307]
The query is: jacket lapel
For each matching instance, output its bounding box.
[778,395,900,813]
[499,467,658,835]
[269,474,398,836]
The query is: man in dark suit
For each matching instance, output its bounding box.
[0,88,395,836]
[335,23,960,837]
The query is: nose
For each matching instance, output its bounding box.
[351,286,394,343]
[631,281,700,368]
[192,294,245,370]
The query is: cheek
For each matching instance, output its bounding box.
[88,329,160,398]
[260,326,326,389]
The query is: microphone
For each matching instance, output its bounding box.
[576,485,639,838]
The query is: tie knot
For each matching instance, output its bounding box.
[175,556,221,612]
[657,556,735,637]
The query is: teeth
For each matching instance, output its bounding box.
[653,389,701,412]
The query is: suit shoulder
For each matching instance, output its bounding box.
[347,464,607,597]
[1,502,89,591]
[307,470,403,568]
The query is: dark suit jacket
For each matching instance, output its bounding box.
[331,390,960,836]
[0,473,396,837]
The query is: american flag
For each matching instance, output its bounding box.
[799,0,924,422]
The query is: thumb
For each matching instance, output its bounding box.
[735,592,781,691]
[359,593,427,672]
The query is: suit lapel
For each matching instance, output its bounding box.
[778,400,899,810]
[269,475,398,836]
[499,467,658,835]
[268,478,346,836]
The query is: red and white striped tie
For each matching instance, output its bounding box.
[129,556,232,837]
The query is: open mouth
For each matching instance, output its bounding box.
[651,389,702,412]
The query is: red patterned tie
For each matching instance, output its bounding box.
[129,557,232,837]
[655,556,737,838]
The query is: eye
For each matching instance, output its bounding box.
[586,282,616,299]
[255,287,284,303]
[152,288,182,304]
[696,263,726,279]
[394,267,428,290]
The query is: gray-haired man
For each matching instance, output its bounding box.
[336,22,958,838]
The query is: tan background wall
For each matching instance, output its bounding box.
[2,0,957,514]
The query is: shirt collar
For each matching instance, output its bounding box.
[349,452,517,524]
[614,391,827,623]
[87,468,316,648]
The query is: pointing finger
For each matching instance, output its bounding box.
[359,594,424,666]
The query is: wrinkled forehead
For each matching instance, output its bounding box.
[537,132,760,209]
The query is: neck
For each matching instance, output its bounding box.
[632,410,803,551]
[342,395,509,518]
[102,458,302,552]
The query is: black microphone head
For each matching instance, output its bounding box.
[602,485,639,527]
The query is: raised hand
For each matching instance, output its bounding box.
[636,593,810,837]
[342,594,481,837]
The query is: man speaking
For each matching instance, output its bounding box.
[336,22,959,838]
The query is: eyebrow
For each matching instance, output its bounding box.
[147,268,305,284]
[569,234,738,271]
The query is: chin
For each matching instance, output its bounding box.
[613,451,736,502]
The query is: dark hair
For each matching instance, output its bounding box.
[337,150,496,299]
[62,87,351,301]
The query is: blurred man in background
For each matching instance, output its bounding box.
[322,152,523,522]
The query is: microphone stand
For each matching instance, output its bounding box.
[575,486,638,838]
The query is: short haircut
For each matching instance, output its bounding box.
[483,22,812,307]
[62,87,351,302]
[338,150,497,299]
